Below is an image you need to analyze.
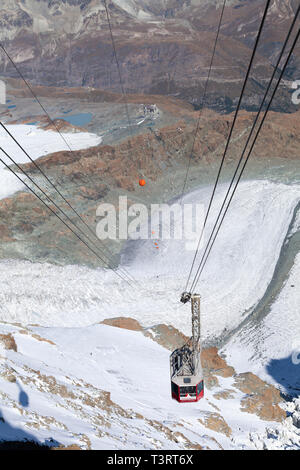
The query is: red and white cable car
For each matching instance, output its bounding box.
[170,294,204,403]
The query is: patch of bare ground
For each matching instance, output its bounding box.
[202,348,235,378]
[201,347,235,390]
[234,373,286,423]
[199,412,232,438]
[144,324,189,351]
[206,400,221,412]
[101,317,143,331]
[102,318,189,350]
[0,334,17,352]
[19,330,56,346]
[213,389,236,401]
[1,366,17,383]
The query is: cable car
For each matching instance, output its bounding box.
[170,294,204,402]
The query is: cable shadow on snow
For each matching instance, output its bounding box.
[16,381,29,408]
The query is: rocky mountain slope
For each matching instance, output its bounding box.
[0,0,299,112]
[0,79,300,266]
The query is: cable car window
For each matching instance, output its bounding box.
[180,386,196,396]
[197,381,204,395]
[184,378,191,384]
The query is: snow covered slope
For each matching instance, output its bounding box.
[0,124,102,200]
[0,180,298,342]
[0,321,299,450]
[223,252,300,395]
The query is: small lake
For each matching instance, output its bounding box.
[56,112,92,127]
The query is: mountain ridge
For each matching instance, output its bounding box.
[0,0,299,112]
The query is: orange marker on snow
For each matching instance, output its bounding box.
[139,179,146,187]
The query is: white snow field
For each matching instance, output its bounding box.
[0,170,25,199]
[0,177,299,449]
[0,124,102,200]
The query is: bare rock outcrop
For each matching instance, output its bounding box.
[199,412,232,438]
[0,333,17,352]
[234,373,286,423]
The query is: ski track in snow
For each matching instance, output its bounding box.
[0,124,102,200]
